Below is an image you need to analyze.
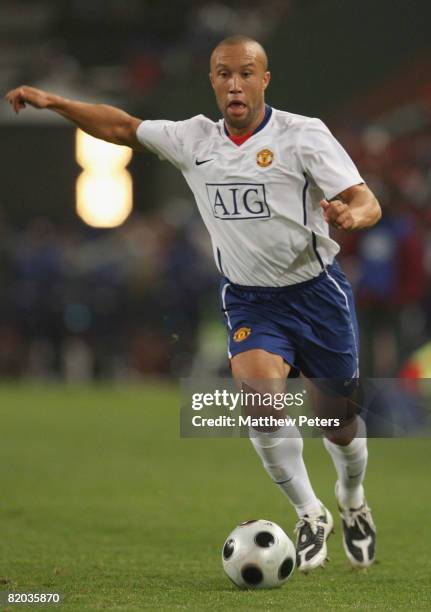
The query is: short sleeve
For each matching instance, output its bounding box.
[298,118,363,200]
[136,119,187,169]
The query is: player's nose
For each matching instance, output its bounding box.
[228,75,243,93]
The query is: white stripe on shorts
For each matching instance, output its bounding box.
[325,270,359,378]
[221,282,232,358]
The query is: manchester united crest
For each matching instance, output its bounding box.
[256,148,274,167]
[233,327,252,342]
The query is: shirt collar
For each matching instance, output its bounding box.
[223,104,273,138]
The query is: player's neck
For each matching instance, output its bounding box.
[225,104,266,137]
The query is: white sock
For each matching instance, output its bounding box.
[323,416,368,509]
[250,424,321,518]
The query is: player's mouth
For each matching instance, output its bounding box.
[227,101,247,117]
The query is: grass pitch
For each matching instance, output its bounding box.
[0,384,429,610]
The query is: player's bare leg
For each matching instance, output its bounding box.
[231,349,333,572]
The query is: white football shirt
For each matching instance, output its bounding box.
[136,107,363,287]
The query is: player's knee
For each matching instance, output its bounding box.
[323,414,358,445]
[237,380,287,429]
[312,388,358,438]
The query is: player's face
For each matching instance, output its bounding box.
[209,43,270,134]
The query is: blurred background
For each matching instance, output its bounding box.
[0,0,430,382]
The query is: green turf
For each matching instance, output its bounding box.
[0,384,429,610]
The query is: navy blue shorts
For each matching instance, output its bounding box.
[220,261,359,385]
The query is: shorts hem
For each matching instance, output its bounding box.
[228,342,295,369]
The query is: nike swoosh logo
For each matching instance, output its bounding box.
[195,158,213,166]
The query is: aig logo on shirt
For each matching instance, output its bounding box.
[206,183,270,220]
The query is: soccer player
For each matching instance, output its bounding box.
[5,35,380,572]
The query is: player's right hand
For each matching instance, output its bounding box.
[5,85,51,113]
[320,198,356,231]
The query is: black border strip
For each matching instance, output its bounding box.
[302,172,308,225]
[217,247,225,275]
[312,232,324,269]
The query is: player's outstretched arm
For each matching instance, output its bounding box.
[320,184,381,231]
[5,85,144,150]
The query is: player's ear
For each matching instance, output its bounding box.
[263,71,271,90]
[209,72,215,90]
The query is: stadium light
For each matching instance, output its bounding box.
[75,129,133,228]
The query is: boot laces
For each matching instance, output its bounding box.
[344,504,375,535]
[294,514,321,537]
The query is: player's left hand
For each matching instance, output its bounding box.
[320,199,357,231]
